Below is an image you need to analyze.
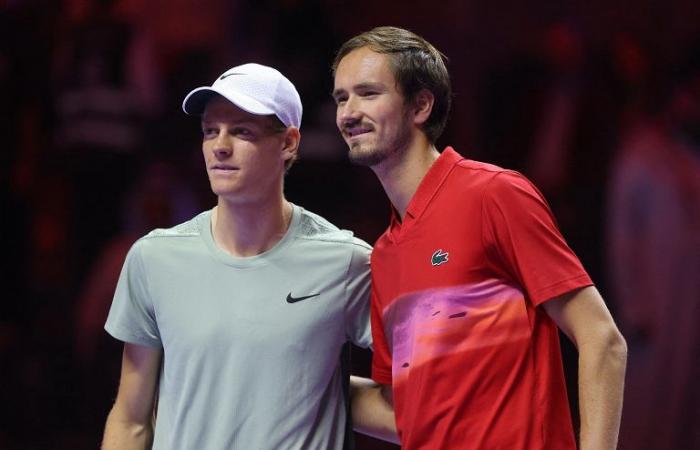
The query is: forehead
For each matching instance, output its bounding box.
[334,47,397,89]
[201,95,273,126]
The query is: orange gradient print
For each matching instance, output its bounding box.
[382,279,532,384]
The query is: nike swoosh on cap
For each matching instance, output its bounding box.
[219,72,244,80]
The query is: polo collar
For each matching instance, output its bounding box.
[405,146,463,220]
[388,147,463,237]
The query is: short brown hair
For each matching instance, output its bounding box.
[332,26,451,143]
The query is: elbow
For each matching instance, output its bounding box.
[580,324,628,367]
[606,326,628,367]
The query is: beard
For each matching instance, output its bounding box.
[348,141,396,166]
[347,115,413,167]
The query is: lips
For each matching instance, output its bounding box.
[344,125,373,139]
[210,164,239,173]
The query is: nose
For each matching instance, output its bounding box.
[337,96,361,128]
[212,132,233,159]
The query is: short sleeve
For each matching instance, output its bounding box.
[343,239,373,349]
[104,239,162,347]
[482,171,592,306]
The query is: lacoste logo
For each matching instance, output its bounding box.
[286,292,321,304]
[219,72,244,80]
[431,249,449,266]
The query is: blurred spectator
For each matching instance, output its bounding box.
[475,21,651,434]
[0,0,55,196]
[0,1,60,445]
[51,0,162,276]
[607,40,700,450]
[11,175,77,449]
[476,20,641,289]
[0,0,57,317]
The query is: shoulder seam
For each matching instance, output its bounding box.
[296,234,372,250]
[454,159,523,178]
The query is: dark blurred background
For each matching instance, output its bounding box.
[1,0,698,449]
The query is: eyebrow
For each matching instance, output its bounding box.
[200,117,285,134]
[330,87,346,99]
[332,82,386,99]
[200,118,261,127]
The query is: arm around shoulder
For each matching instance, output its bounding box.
[349,376,399,444]
[102,342,162,450]
[543,286,627,450]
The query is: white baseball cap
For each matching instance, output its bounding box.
[182,63,302,128]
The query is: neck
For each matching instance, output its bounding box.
[211,194,293,257]
[372,134,440,220]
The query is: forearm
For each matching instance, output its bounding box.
[577,329,627,450]
[349,376,399,444]
[102,405,154,450]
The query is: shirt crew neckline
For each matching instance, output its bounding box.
[199,203,301,268]
[388,147,463,241]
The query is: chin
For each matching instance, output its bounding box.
[348,146,387,167]
[210,183,240,198]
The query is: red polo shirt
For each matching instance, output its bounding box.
[370,148,591,449]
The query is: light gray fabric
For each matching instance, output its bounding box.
[105,204,372,450]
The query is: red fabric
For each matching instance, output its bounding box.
[370,147,592,449]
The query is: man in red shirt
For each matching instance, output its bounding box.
[333,26,627,449]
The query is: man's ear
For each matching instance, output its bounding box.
[413,89,435,126]
[281,127,301,164]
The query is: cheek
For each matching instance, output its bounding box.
[335,109,344,130]
[375,103,398,123]
[242,147,272,171]
[202,141,212,157]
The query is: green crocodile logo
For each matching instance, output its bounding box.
[431,249,449,266]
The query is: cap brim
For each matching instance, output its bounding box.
[181,87,277,117]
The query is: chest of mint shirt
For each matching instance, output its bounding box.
[105,205,372,450]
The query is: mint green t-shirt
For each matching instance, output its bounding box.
[105,204,372,450]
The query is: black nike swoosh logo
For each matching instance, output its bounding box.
[286,292,320,303]
[219,72,244,80]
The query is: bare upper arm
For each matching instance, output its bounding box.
[542,286,625,350]
[111,342,162,424]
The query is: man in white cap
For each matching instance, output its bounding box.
[101,63,394,449]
